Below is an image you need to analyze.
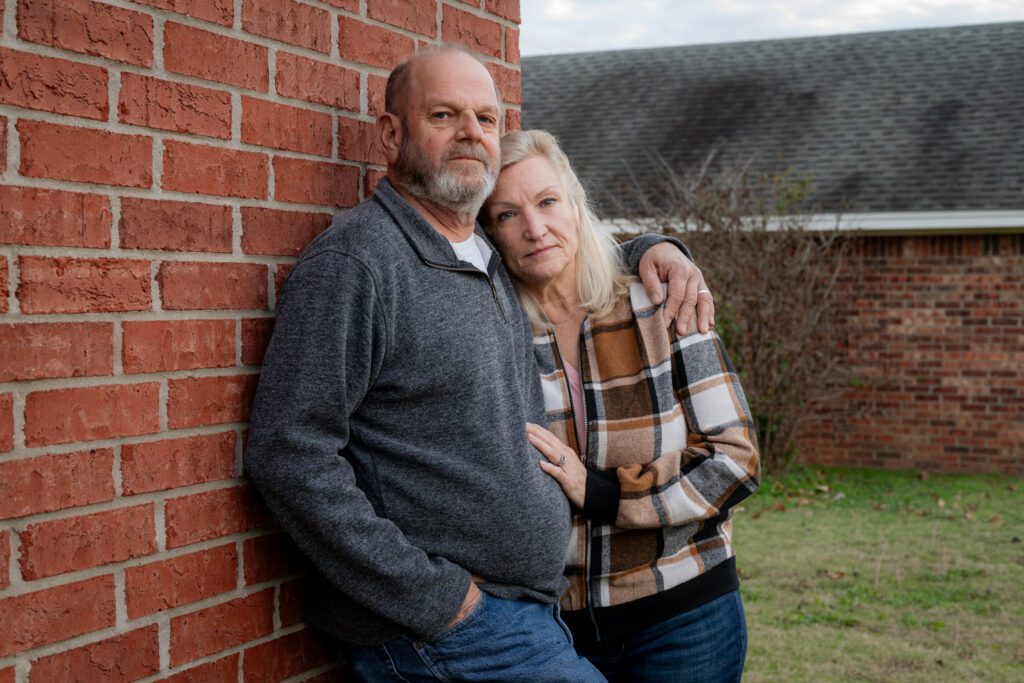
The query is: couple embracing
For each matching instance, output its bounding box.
[245,47,759,683]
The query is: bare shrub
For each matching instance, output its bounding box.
[613,151,860,472]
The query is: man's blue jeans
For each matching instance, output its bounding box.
[575,589,748,683]
[347,592,606,682]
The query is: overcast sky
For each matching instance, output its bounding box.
[520,0,1024,55]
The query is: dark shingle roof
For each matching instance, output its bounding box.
[521,22,1024,216]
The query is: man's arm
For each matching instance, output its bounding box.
[620,235,715,335]
[244,251,470,640]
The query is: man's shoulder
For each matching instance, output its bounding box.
[299,196,401,266]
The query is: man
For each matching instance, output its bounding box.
[245,47,713,681]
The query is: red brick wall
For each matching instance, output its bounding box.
[798,234,1024,475]
[0,1,520,679]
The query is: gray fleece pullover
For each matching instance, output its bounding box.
[245,179,669,645]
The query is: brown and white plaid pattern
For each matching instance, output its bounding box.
[535,281,760,612]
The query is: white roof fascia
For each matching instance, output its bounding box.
[598,210,1024,236]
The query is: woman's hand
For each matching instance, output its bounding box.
[527,422,587,509]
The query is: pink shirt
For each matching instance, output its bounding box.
[563,361,587,459]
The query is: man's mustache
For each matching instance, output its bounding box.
[443,144,491,164]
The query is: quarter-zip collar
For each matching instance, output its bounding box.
[374,177,498,274]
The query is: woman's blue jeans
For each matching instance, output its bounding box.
[576,589,748,683]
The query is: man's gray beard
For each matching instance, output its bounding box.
[395,137,498,217]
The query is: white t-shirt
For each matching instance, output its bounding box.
[449,234,492,273]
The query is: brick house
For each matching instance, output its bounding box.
[522,22,1024,474]
[0,0,520,679]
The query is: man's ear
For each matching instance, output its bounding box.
[377,113,403,165]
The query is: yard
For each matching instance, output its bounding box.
[734,467,1024,682]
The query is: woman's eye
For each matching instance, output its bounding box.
[540,197,557,208]
[497,211,516,222]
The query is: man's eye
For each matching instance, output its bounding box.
[479,115,497,126]
[431,112,451,120]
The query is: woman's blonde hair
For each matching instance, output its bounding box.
[483,129,631,330]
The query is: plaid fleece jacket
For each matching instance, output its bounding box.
[535,281,760,613]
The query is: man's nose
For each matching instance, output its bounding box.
[455,111,484,140]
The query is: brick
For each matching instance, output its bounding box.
[0,47,107,120]
[163,140,269,199]
[0,531,9,590]
[242,0,331,53]
[0,449,115,521]
[367,76,388,119]
[29,626,159,683]
[0,322,113,382]
[338,117,386,165]
[241,318,274,365]
[163,655,239,683]
[24,382,160,447]
[0,116,6,174]
[0,670,10,683]
[320,0,358,9]
[0,393,11,453]
[241,207,331,256]
[442,6,503,58]
[505,25,520,63]
[364,169,387,198]
[125,544,238,618]
[120,198,232,253]
[0,258,7,313]
[122,319,235,374]
[243,533,304,585]
[505,108,521,133]
[487,0,521,23]
[167,374,259,429]
[368,0,437,37]
[164,22,268,91]
[0,576,116,658]
[122,431,237,495]
[242,97,332,156]
[279,579,305,626]
[131,0,233,27]
[18,120,152,188]
[170,589,274,666]
[166,486,269,549]
[20,504,156,579]
[273,157,360,207]
[18,0,153,67]
[486,62,521,104]
[242,629,333,683]
[338,16,415,69]
[0,186,111,248]
[17,256,151,314]
[159,261,268,311]
[276,52,359,111]
[274,263,293,300]
[119,73,231,139]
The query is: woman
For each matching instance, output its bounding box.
[482,130,761,683]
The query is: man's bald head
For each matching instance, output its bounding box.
[385,46,502,123]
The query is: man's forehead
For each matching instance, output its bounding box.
[408,53,500,110]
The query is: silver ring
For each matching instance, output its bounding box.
[558,453,566,468]
[697,288,712,296]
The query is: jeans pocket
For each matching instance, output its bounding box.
[552,604,575,647]
[427,590,489,644]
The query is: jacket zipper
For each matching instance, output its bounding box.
[553,332,602,643]
[423,259,507,323]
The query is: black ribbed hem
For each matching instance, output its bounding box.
[582,470,620,523]
[562,556,739,647]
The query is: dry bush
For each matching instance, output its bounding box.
[614,151,860,472]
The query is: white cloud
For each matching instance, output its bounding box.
[520,0,1024,55]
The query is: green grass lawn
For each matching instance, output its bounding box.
[734,467,1024,682]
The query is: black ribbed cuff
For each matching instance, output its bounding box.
[583,469,620,524]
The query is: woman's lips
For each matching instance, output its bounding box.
[526,245,555,257]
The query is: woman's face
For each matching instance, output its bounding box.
[486,155,579,290]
